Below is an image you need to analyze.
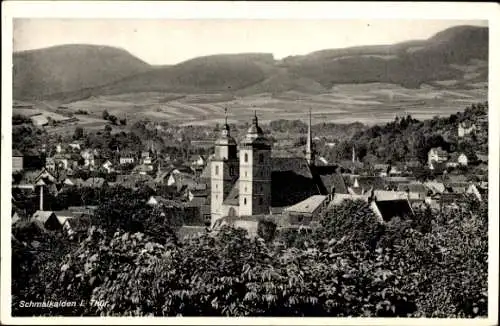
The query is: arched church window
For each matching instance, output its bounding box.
[259,153,264,163]
[244,153,248,162]
[259,198,263,205]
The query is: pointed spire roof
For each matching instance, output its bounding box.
[306,108,314,165]
[215,107,236,146]
[242,110,270,148]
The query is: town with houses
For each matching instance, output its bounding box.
[11,106,489,240]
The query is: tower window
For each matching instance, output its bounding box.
[215,165,219,175]
[244,153,248,162]
[259,198,263,205]
[244,198,247,205]
[245,171,247,177]
[229,166,234,176]
[259,153,264,163]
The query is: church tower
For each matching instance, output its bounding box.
[210,109,239,224]
[305,108,315,165]
[239,112,272,216]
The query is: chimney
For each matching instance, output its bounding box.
[39,185,44,211]
[368,188,376,203]
[328,186,336,202]
[306,108,314,165]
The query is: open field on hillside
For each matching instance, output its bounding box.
[17,81,487,132]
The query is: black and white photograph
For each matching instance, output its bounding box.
[1,1,499,324]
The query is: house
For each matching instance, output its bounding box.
[388,165,403,176]
[83,177,107,188]
[102,160,114,173]
[62,177,85,187]
[119,156,135,165]
[446,153,468,168]
[190,155,206,167]
[176,225,208,240]
[146,195,183,208]
[444,182,482,202]
[186,183,209,201]
[12,149,24,172]
[458,122,477,138]
[32,210,62,230]
[397,183,429,201]
[133,164,154,175]
[347,176,386,195]
[428,147,448,169]
[284,195,329,224]
[373,164,390,176]
[34,168,57,184]
[51,153,71,170]
[80,150,96,168]
[62,215,91,240]
[373,190,409,201]
[116,174,153,189]
[476,154,488,163]
[68,142,81,151]
[30,114,49,127]
[370,198,414,222]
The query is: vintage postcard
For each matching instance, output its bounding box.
[1,1,499,325]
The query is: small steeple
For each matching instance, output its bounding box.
[306,108,314,165]
[221,107,231,136]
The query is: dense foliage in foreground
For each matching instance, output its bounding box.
[12,197,487,317]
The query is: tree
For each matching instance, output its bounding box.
[102,110,110,120]
[108,115,118,125]
[104,124,112,133]
[73,127,84,140]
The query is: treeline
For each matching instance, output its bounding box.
[11,186,487,317]
[318,102,488,164]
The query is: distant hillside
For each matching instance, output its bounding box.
[13,25,488,101]
[98,53,276,95]
[284,25,488,89]
[13,44,152,99]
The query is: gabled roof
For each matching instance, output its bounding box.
[329,193,368,207]
[32,210,56,224]
[223,180,240,206]
[397,183,428,194]
[271,157,320,207]
[430,147,448,155]
[348,176,386,191]
[374,199,414,222]
[84,177,106,187]
[199,162,212,180]
[318,173,348,194]
[12,149,23,157]
[374,190,408,201]
[284,195,328,214]
[424,181,446,193]
[65,216,91,232]
[186,196,207,207]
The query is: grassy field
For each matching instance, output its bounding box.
[15,81,487,132]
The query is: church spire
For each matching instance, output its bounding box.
[306,108,314,165]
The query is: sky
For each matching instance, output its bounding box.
[13,19,487,65]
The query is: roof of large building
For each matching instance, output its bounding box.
[318,173,348,194]
[374,190,409,201]
[374,199,414,222]
[284,195,328,215]
[397,183,428,194]
[32,210,56,224]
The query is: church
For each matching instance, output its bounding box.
[210,110,348,226]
